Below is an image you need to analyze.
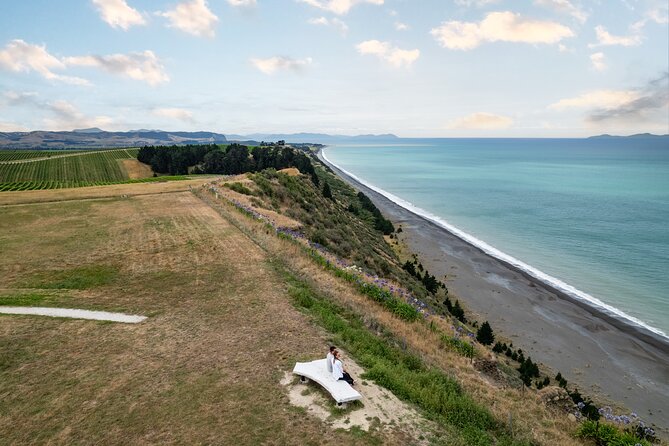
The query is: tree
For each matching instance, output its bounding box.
[451,300,466,323]
[476,321,495,345]
[322,182,333,200]
[403,260,417,277]
[443,297,453,313]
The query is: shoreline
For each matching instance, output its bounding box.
[317,148,669,434]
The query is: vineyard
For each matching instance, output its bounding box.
[0,149,173,192]
[0,150,86,162]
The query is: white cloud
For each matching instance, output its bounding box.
[534,0,588,23]
[551,75,669,126]
[0,121,29,132]
[646,7,669,24]
[308,16,349,35]
[590,25,642,47]
[590,52,606,71]
[430,11,574,50]
[448,112,513,129]
[0,40,90,86]
[298,0,384,15]
[159,0,218,38]
[2,90,38,106]
[92,0,146,30]
[394,22,409,31]
[153,107,195,123]
[250,56,313,74]
[65,51,169,86]
[227,0,257,6]
[356,40,420,67]
[454,0,500,7]
[549,90,640,110]
[43,100,113,131]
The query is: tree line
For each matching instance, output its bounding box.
[137,144,318,179]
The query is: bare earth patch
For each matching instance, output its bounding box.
[280,355,432,442]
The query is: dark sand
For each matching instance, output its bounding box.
[319,151,669,435]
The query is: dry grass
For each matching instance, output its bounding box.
[197,185,585,446]
[119,159,154,179]
[0,177,219,206]
[0,182,406,445]
[277,167,301,177]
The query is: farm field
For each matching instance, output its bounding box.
[0,150,86,162]
[0,149,147,191]
[0,182,414,445]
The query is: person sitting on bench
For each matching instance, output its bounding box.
[331,350,355,385]
[326,345,336,373]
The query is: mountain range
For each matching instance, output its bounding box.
[0,129,228,149]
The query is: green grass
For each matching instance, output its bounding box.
[21,265,118,290]
[277,261,529,446]
[576,420,652,446]
[0,292,64,306]
[0,175,191,192]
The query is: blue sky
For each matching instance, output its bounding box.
[0,0,667,137]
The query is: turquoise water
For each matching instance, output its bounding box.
[323,138,669,338]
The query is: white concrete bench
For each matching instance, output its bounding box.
[292,359,362,408]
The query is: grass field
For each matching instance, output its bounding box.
[0,176,594,445]
[0,182,415,445]
[0,149,147,191]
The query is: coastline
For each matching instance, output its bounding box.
[317,148,669,434]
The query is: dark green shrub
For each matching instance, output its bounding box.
[476,321,495,345]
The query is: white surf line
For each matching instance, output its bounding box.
[0,307,147,323]
[321,148,669,341]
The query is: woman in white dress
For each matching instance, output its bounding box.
[331,350,355,385]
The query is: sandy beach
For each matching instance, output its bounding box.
[319,150,669,435]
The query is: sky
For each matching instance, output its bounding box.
[0,0,667,137]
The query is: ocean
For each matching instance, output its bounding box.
[322,138,669,339]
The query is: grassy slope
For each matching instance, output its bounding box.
[198,170,585,446]
[0,184,404,445]
[0,169,591,445]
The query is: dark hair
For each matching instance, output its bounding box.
[329,346,336,352]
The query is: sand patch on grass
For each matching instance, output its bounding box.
[281,357,432,442]
[0,307,147,323]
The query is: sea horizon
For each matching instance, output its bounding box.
[323,137,669,341]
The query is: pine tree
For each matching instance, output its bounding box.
[452,300,466,323]
[322,182,333,200]
[476,321,495,345]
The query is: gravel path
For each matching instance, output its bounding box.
[0,307,147,323]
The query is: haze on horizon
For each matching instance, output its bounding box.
[0,0,667,138]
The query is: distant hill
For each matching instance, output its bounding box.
[226,132,399,144]
[0,130,227,149]
[589,133,669,139]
